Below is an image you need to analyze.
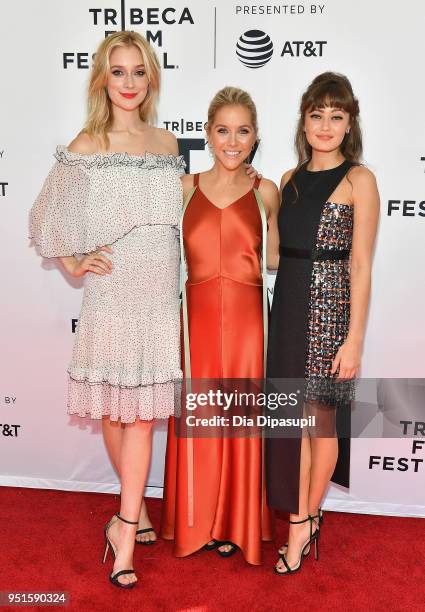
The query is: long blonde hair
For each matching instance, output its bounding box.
[83,31,161,147]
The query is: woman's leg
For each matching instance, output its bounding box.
[106,419,155,585]
[276,434,312,570]
[307,403,338,516]
[102,417,123,472]
[308,437,338,515]
[276,402,338,570]
[102,417,157,543]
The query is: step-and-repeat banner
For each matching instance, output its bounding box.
[0,1,424,517]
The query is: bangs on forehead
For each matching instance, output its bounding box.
[306,82,352,113]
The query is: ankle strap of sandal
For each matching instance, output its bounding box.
[288,516,311,524]
[115,513,138,525]
[289,514,320,526]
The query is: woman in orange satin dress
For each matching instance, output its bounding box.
[161,87,280,564]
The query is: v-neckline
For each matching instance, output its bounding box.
[196,183,254,212]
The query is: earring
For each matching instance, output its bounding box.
[346,128,350,134]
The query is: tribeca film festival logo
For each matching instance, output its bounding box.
[369,420,425,474]
[387,156,425,218]
[161,119,205,173]
[1,395,20,438]
[63,4,194,70]
[236,29,327,68]
[0,149,7,198]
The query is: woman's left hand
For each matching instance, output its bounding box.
[245,163,262,180]
[331,340,361,379]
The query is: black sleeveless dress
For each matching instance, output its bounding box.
[266,160,354,513]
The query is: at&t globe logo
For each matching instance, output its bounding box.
[236,30,273,68]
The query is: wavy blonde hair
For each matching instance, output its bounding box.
[206,86,258,135]
[83,31,161,147]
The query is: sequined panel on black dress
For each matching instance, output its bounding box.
[305,202,355,406]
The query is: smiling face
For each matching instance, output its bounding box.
[106,45,149,112]
[304,104,351,154]
[208,104,257,170]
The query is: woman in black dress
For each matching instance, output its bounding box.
[266,72,379,574]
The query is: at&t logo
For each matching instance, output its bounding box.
[236,30,273,68]
[236,30,327,68]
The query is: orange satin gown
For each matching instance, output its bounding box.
[160,173,273,565]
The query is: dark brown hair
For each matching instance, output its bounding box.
[295,71,362,164]
[290,72,362,200]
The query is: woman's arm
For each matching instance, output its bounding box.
[180,172,195,200]
[57,134,113,277]
[331,166,380,378]
[265,169,294,270]
[258,179,280,270]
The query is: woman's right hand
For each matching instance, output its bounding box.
[70,246,113,277]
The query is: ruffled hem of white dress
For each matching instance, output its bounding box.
[67,376,181,423]
[68,366,183,388]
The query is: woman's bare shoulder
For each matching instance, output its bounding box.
[258,177,279,199]
[280,167,296,191]
[67,132,99,154]
[348,164,377,187]
[150,127,179,156]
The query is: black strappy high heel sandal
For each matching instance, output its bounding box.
[135,527,157,545]
[274,514,320,575]
[216,542,238,558]
[103,513,138,589]
[203,540,220,551]
[278,507,323,557]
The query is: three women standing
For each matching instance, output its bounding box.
[31,26,379,581]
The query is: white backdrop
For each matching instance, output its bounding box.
[0,0,424,517]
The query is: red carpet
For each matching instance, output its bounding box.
[0,487,423,611]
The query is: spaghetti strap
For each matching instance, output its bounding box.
[253,176,261,190]
[193,173,200,187]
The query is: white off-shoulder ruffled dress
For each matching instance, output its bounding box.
[30,146,185,422]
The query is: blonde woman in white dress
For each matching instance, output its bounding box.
[30,32,185,589]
